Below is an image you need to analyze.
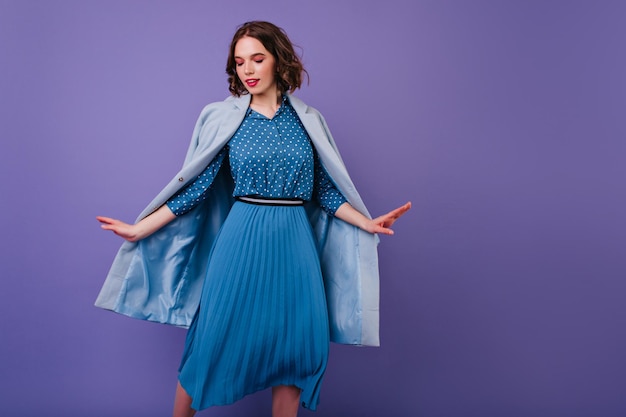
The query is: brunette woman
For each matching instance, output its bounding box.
[96,21,410,417]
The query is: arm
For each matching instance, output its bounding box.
[335,201,412,235]
[98,147,228,242]
[312,152,411,234]
[96,204,176,242]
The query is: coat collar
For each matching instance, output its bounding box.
[227,93,310,114]
[227,93,252,110]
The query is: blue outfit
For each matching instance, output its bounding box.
[95,94,381,410]
[166,96,346,411]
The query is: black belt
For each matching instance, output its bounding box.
[236,196,305,206]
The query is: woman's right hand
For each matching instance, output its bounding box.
[96,216,141,242]
[97,205,177,242]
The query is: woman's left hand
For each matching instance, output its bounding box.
[335,201,411,236]
[366,202,412,235]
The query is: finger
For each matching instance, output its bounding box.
[374,225,394,235]
[96,216,117,224]
[382,208,405,221]
[373,217,393,228]
[392,202,412,216]
[377,213,401,225]
[386,204,411,220]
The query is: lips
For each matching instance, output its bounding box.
[245,79,259,87]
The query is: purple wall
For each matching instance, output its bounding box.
[1,1,625,416]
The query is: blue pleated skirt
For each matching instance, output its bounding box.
[178,201,329,411]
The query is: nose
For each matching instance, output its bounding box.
[244,61,254,75]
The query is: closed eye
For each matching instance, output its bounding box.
[235,60,263,66]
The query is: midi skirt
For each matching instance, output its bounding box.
[178,201,330,411]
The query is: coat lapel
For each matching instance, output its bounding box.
[216,94,251,146]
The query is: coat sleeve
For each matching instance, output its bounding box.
[95,100,241,327]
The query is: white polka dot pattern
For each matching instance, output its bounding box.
[167,96,346,216]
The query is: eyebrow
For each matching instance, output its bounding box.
[234,53,267,59]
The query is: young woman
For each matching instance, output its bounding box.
[96,21,410,417]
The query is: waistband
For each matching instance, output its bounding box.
[236,196,305,206]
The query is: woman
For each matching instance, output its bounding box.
[96,21,410,417]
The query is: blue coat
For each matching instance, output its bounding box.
[95,94,381,346]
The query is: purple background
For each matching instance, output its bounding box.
[1,1,625,416]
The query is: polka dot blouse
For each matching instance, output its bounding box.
[167,95,347,216]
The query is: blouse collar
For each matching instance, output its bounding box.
[246,94,290,119]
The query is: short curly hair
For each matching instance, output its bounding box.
[226,21,308,97]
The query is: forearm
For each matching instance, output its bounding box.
[334,202,372,232]
[133,204,177,241]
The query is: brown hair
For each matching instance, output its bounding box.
[226,21,308,96]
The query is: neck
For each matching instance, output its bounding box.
[250,90,282,111]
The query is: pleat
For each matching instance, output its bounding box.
[178,201,329,411]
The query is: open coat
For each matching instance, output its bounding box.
[95,94,380,346]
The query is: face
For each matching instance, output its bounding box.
[234,36,278,99]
